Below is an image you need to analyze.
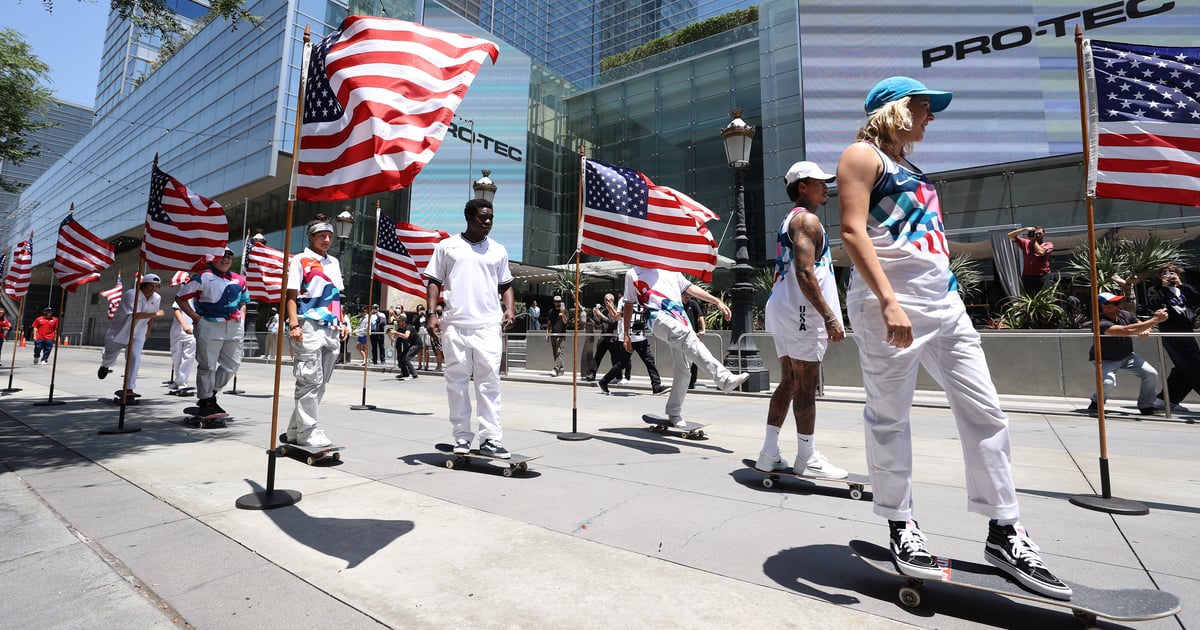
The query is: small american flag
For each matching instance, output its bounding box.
[1086,39,1200,207]
[245,241,286,303]
[142,165,228,271]
[4,238,32,300]
[101,275,123,320]
[54,214,115,293]
[295,16,499,201]
[580,158,720,281]
[373,213,449,299]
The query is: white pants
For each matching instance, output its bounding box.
[288,322,340,439]
[847,291,1019,522]
[196,319,243,399]
[102,334,146,391]
[647,312,734,420]
[442,323,503,443]
[170,328,196,388]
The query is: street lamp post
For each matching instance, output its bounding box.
[473,169,497,202]
[720,109,769,392]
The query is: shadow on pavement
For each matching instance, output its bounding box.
[245,480,414,568]
[599,426,734,454]
[397,451,544,479]
[728,464,874,502]
[1018,487,1200,516]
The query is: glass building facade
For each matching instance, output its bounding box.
[12,0,1200,337]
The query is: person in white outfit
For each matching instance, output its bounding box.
[622,266,749,427]
[169,299,197,392]
[98,274,163,397]
[423,198,516,459]
[758,161,847,479]
[837,76,1070,599]
[284,215,348,447]
[175,248,250,417]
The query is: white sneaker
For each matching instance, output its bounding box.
[755,451,789,472]
[299,429,332,448]
[719,372,750,393]
[668,416,688,428]
[801,451,848,479]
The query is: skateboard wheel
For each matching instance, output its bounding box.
[849,486,864,501]
[762,478,774,489]
[517,462,528,473]
[332,452,341,461]
[278,446,289,457]
[899,586,921,608]
[502,467,513,477]
[306,456,316,466]
[696,431,705,438]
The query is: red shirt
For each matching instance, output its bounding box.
[1016,237,1053,276]
[32,316,58,341]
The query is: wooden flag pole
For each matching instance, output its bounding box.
[1068,25,1147,516]
[227,224,253,396]
[558,146,591,442]
[35,268,68,406]
[351,201,380,410]
[236,27,311,510]
[2,237,30,394]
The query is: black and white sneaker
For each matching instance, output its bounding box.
[985,523,1073,600]
[888,520,944,580]
[452,439,471,455]
[478,439,510,459]
[97,365,110,379]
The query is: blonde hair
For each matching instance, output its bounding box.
[856,97,915,158]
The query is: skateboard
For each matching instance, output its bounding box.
[850,539,1181,628]
[182,406,228,428]
[742,459,870,500]
[434,443,541,477]
[642,414,708,439]
[168,387,195,397]
[277,433,343,465]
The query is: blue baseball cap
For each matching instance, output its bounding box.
[865,76,953,114]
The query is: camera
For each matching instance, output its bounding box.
[595,303,602,309]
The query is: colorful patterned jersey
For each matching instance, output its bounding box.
[287,248,344,327]
[177,266,250,322]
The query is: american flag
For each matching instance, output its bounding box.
[245,241,286,302]
[170,270,192,286]
[142,165,228,271]
[373,213,449,299]
[54,214,115,293]
[4,238,32,300]
[1086,39,1200,207]
[100,275,123,320]
[580,158,720,281]
[295,16,499,201]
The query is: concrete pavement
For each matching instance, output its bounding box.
[0,346,1194,629]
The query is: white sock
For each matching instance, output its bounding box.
[796,433,814,464]
[761,425,781,455]
[994,517,1019,527]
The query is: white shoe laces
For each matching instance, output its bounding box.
[1006,531,1048,569]
[896,525,930,557]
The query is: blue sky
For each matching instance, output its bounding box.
[3,0,109,107]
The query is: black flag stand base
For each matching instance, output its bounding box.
[557,408,592,441]
[350,387,376,410]
[227,374,245,395]
[1,388,22,394]
[236,452,301,510]
[1069,457,1149,516]
[99,424,142,435]
[34,400,65,407]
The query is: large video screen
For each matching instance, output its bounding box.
[409,1,531,259]
[798,0,1200,175]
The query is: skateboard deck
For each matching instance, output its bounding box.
[168,387,195,397]
[742,459,870,500]
[277,433,343,465]
[434,443,541,477]
[182,406,228,428]
[642,414,708,439]
[850,539,1181,627]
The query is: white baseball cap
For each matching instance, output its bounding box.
[784,161,836,185]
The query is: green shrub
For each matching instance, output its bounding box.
[600,7,758,71]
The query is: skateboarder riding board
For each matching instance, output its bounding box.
[837,76,1070,599]
[175,247,250,418]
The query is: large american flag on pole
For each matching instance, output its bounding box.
[373,213,449,299]
[1085,39,1200,207]
[580,158,721,281]
[245,241,286,302]
[4,237,32,300]
[54,214,115,293]
[294,16,499,201]
[101,275,123,320]
[142,165,228,271]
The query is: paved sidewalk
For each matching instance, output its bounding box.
[0,346,1194,629]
